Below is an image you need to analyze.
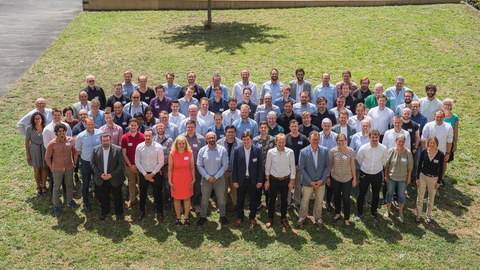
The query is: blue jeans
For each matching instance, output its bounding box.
[80,159,95,206]
[386,180,407,204]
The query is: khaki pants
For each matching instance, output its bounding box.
[125,165,139,203]
[299,184,325,220]
[224,171,237,206]
[416,173,438,218]
[52,169,73,207]
[288,168,302,205]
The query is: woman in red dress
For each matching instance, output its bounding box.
[168,135,195,226]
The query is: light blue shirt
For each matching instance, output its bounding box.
[179,117,208,135]
[233,118,259,138]
[163,83,182,100]
[197,144,229,180]
[254,104,280,124]
[122,82,138,98]
[75,129,102,161]
[319,131,338,152]
[178,97,199,116]
[312,84,337,110]
[88,110,106,128]
[293,102,317,115]
[260,80,285,100]
[383,86,418,111]
[123,101,148,116]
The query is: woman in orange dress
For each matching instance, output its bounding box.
[168,135,195,226]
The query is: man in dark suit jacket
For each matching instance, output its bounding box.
[232,131,264,226]
[331,109,357,145]
[91,133,125,220]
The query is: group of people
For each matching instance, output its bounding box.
[18,68,459,228]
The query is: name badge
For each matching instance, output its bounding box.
[219,108,224,112]
[123,91,128,96]
[65,143,71,146]
[433,159,439,163]
[407,129,412,132]
[122,122,127,125]
[401,158,407,162]
[216,157,221,161]
[122,101,126,104]
[252,158,257,162]
[162,146,167,149]
[193,144,198,148]
[342,155,348,160]
[246,129,250,132]
[155,105,160,109]
[184,156,189,160]
[220,134,225,138]
[194,92,197,95]
[145,97,150,100]
[346,105,350,109]
[113,132,118,136]
[298,141,303,145]
[128,143,133,146]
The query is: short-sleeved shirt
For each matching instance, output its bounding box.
[121,131,145,165]
[286,133,309,165]
[330,147,355,182]
[100,123,123,146]
[45,136,76,172]
[75,129,102,161]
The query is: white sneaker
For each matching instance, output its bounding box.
[355,216,362,221]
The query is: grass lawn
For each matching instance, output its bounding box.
[1,3,479,269]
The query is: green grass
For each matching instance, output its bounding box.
[1,4,480,269]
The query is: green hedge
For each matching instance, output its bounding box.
[466,0,480,9]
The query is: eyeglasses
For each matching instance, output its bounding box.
[36,102,46,105]
[132,97,140,99]
[88,80,95,83]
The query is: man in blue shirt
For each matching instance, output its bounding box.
[260,68,284,104]
[233,104,259,138]
[75,118,102,212]
[313,73,338,111]
[196,132,229,225]
[163,72,182,100]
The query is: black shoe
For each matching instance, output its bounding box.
[371,213,380,222]
[220,216,229,226]
[99,214,107,221]
[116,214,124,221]
[439,180,445,188]
[326,204,333,212]
[381,199,387,206]
[197,217,207,225]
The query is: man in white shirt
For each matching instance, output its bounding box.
[232,69,259,104]
[356,129,389,222]
[197,97,215,128]
[222,98,241,127]
[264,133,296,229]
[419,84,443,122]
[135,129,164,222]
[382,115,411,150]
[367,94,394,142]
[17,97,53,137]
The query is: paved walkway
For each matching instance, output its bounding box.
[0,0,82,98]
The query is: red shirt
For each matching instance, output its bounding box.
[121,131,144,165]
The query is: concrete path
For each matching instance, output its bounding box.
[0,0,82,98]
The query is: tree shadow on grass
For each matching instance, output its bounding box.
[161,21,286,55]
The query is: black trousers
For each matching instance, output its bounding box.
[139,172,163,213]
[325,184,333,206]
[331,177,352,220]
[236,177,258,220]
[97,181,123,216]
[268,176,289,220]
[161,166,171,207]
[256,174,269,207]
[357,171,383,216]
